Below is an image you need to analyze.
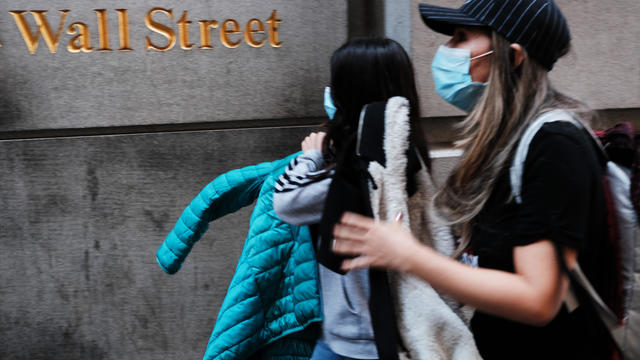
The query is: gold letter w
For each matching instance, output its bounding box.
[10,10,70,54]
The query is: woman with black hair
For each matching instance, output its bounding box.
[274,38,479,360]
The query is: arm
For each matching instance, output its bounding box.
[333,213,577,326]
[333,127,592,326]
[273,132,332,225]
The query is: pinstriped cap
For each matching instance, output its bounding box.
[419,0,571,70]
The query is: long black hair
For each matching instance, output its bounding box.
[322,37,430,169]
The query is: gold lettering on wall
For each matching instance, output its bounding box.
[67,22,93,53]
[93,9,111,51]
[220,19,241,49]
[10,10,70,54]
[266,10,282,48]
[177,11,194,50]
[7,8,284,54]
[244,19,265,48]
[145,8,176,51]
[198,20,218,50]
[115,9,132,51]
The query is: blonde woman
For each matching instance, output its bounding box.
[332,1,620,359]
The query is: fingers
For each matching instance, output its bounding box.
[301,135,311,152]
[342,256,374,271]
[333,221,369,240]
[333,222,367,246]
[333,221,372,258]
[315,132,326,147]
[301,132,326,152]
[332,213,377,257]
[332,239,364,256]
[339,212,376,231]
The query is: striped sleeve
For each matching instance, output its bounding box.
[275,150,330,193]
[273,150,333,225]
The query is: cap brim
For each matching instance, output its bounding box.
[418,3,486,36]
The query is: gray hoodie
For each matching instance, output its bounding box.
[273,149,378,359]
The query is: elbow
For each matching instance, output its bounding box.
[520,301,559,327]
[273,194,302,226]
[273,196,289,222]
[528,309,555,327]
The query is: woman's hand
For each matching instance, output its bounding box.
[301,132,326,153]
[332,212,422,272]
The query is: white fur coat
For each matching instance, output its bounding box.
[365,97,482,360]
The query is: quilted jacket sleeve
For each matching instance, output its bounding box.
[156,153,300,274]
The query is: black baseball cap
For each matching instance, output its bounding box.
[418,0,570,70]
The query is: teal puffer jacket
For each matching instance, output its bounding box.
[156,153,322,360]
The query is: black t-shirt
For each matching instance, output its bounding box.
[469,122,613,359]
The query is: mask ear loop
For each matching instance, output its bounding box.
[470,50,494,61]
[448,49,495,67]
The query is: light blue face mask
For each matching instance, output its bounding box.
[431,45,494,112]
[324,86,337,120]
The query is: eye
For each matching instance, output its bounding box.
[458,30,468,41]
[453,29,467,42]
[447,28,467,47]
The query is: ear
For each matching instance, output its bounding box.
[510,43,525,69]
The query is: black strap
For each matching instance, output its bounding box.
[369,269,400,360]
[316,135,369,274]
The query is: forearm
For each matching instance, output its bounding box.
[333,213,572,326]
[273,178,330,225]
[404,243,568,326]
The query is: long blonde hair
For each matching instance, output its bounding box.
[433,31,591,255]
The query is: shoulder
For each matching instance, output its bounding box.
[536,121,589,146]
[527,121,595,164]
[520,120,603,194]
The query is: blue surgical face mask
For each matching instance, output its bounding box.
[324,86,337,120]
[431,45,494,112]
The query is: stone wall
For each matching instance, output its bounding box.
[0,1,345,359]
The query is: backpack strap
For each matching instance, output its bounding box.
[570,264,625,342]
[510,109,583,204]
[511,110,626,352]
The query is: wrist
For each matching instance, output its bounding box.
[301,149,324,167]
[396,239,424,273]
[402,241,434,275]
